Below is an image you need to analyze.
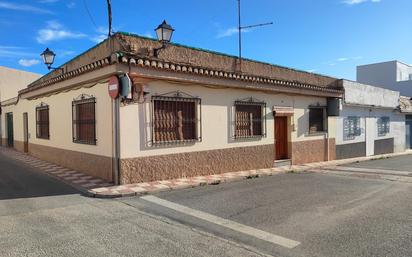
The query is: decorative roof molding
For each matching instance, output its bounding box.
[19,51,343,97]
[120,55,343,94]
[19,57,111,95]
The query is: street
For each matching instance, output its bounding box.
[1,151,412,257]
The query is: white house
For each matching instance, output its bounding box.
[335,80,405,159]
[357,61,412,96]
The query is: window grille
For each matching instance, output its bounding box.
[72,96,96,145]
[344,116,361,140]
[151,92,201,145]
[36,104,49,139]
[377,117,390,136]
[309,108,325,134]
[234,99,266,139]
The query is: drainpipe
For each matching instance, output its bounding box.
[113,96,120,185]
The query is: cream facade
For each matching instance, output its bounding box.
[0,32,344,184]
[118,79,336,183]
[1,81,114,181]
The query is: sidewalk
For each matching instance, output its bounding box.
[0,147,113,196]
[1,146,411,198]
[90,150,412,198]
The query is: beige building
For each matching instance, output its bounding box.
[0,66,41,102]
[0,33,344,184]
[0,66,40,149]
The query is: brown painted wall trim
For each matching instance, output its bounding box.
[292,138,336,165]
[27,143,113,182]
[120,144,275,184]
[13,140,25,153]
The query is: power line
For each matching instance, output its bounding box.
[83,0,98,30]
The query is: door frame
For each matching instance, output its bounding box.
[23,112,29,153]
[6,112,14,147]
[274,115,290,160]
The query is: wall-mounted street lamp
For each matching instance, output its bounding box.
[153,20,174,58]
[40,48,64,72]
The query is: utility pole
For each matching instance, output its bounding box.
[107,0,113,37]
[237,0,273,72]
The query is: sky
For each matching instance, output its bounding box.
[0,0,411,80]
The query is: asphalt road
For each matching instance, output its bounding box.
[0,152,270,257]
[127,164,412,257]
[344,155,412,172]
[2,150,412,257]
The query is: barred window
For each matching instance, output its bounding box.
[72,97,96,145]
[152,95,201,144]
[36,105,49,139]
[377,117,390,136]
[234,101,265,138]
[309,108,325,134]
[344,116,361,140]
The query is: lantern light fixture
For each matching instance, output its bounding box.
[153,20,174,57]
[40,48,64,72]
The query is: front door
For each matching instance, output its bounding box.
[406,116,412,149]
[275,116,288,160]
[23,112,29,153]
[6,113,13,147]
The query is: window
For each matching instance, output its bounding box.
[309,108,325,134]
[344,116,361,140]
[152,94,201,144]
[234,100,265,138]
[72,97,96,145]
[377,117,390,136]
[36,105,49,139]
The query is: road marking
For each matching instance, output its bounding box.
[325,166,412,176]
[141,195,301,249]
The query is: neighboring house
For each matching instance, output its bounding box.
[0,66,41,147]
[334,80,405,160]
[0,32,344,184]
[357,61,412,96]
[0,66,41,102]
[399,96,412,149]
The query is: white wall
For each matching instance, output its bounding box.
[343,80,399,108]
[120,81,328,159]
[357,61,412,97]
[357,61,397,88]
[335,105,405,153]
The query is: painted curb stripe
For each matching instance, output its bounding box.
[141,195,301,249]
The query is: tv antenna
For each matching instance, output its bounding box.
[237,0,273,71]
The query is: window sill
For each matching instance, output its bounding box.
[73,139,97,146]
[36,137,50,140]
[151,139,201,146]
[305,131,327,137]
[234,135,265,140]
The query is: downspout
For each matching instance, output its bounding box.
[113,96,120,185]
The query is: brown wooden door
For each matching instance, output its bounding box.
[275,116,288,160]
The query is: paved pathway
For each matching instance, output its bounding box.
[0,147,112,196]
[1,146,412,198]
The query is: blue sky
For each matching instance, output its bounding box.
[0,0,411,79]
